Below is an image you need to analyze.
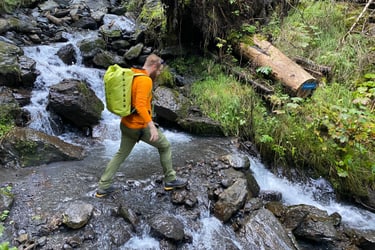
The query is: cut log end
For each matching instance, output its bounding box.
[297,79,319,98]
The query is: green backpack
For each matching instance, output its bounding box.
[103,64,145,117]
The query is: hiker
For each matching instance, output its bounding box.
[96,54,187,197]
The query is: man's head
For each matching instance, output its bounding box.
[143,54,164,80]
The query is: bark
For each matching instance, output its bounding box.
[239,37,318,98]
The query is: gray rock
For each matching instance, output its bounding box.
[214,178,248,222]
[150,214,185,242]
[62,201,94,229]
[240,208,300,250]
[47,79,104,129]
[0,127,85,168]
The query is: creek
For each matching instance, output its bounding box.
[1,29,374,249]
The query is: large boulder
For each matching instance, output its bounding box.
[47,79,104,130]
[153,86,224,136]
[239,208,300,249]
[0,127,85,168]
[77,37,106,66]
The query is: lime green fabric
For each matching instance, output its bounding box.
[98,123,176,190]
[104,64,145,117]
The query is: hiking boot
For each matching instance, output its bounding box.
[164,178,187,191]
[95,186,117,198]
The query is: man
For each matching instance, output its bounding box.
[96,54,187,198]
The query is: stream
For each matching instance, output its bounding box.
[0,29,374,249]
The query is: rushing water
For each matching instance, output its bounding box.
[14,29,375,248]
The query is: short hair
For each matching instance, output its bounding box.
[144,54,163,67]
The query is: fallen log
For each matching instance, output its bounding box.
[222,61,274,95]
[239,37,319,98]
[293,56,331,79]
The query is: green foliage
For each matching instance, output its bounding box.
[249,0,375,198]
[137,0,167,47]
[0,0,19,13]
[190,64,256,137]
[0,241,17,250]
[0,124,13,138]
[256,66,272,76]
[241,24,256,35]
[0,211,9,222]
[0,187,16,250]
[272,0,372,84]
[157,66,175,88]
[0,0,39,14]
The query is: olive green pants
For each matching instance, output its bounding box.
[98,123,176,190]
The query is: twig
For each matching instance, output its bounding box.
[341,0,373,44]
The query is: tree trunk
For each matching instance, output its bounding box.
[239,37,318,98]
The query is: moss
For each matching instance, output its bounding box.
[158,67,174,88]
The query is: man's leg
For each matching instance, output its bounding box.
[141,128,176,182]
[98,124,139,190]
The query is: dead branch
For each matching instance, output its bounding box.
[341,0,374,43]
[222,61,274,95]
[293,56,331,79]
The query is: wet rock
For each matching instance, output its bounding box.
[220,153,250,170]
[153,86,189,122]
[239,208,300,250]
[265,201,285,217]
[62,201,94,229]
[293,212,339,244]
[170,189,197,207]
[282,204,342,246]
[177,116,224,136]
[0,127,85,167]
[12,88,32,107]
[243,197,263,213]
[354,187,375,213]
[111,39,131,51]
[282,204,331,230]
[259,190,282,202]
[18,55,38,88]
[47,79,104,130]
[118,203,139,231]
[0,18,10,34]
[244,171,260,198]
[65,235,82,248]
[56,43,77,65]
[0,41,24,87]
[214,178,248,222]
[149,214,185,242]
[77,37,106,65]
[99,14,136,39]
[0,86,30,127]
[72,16,97,30]
[92,50,126,69]
[348,228,375,250]
[124,43,144,60]
[108,222,133,247]
[38,0,60,12]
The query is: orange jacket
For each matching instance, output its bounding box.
[121,68,152,129]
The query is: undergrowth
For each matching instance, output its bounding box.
[187,0,375,200]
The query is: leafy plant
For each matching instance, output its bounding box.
[0,223,17,250]
[256,66,272,76]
